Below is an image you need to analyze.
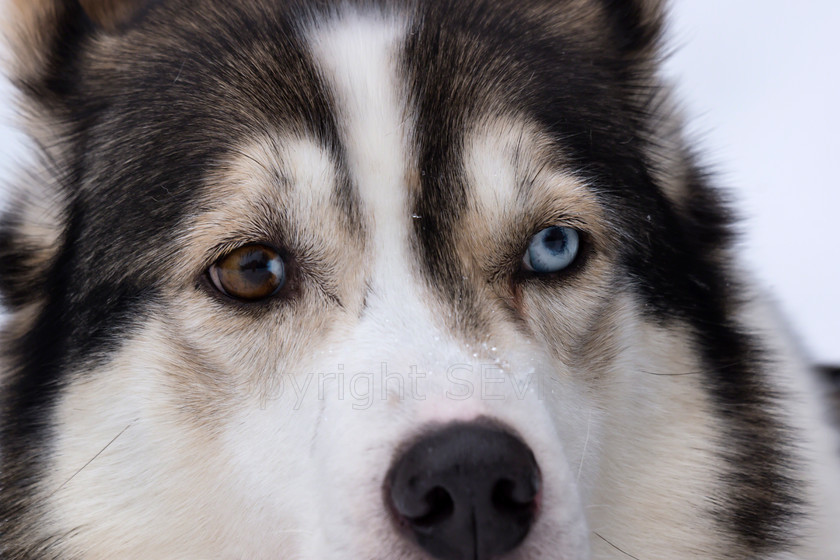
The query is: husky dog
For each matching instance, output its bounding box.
[0,0,837,558]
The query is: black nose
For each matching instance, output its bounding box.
[386,421,541,560]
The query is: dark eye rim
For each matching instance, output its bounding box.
[201,242,298,305]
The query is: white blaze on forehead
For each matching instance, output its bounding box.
[305,12,483,414]
[308,12,412,283]
[307,13,472,394]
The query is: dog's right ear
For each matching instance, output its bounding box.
[4,0,151,80]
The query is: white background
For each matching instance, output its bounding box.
[663,1,840,364]
[0,1,837,363]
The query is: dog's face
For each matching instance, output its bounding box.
[0,1,803,559]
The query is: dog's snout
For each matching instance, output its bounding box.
[386,422,541,560]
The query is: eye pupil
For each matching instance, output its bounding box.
[541,228,569,254]
[209,245,286,301]
[523,226,580,274]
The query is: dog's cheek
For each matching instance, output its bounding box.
[40,317,319,557]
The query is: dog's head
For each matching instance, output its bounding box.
[0,1,801,558]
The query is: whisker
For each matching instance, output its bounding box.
[577,409,592,483]
[640,370,703,377]
[594,532,643,560]
[640,360,748,377]
[47,420,137,499]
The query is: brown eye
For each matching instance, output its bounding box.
[208,244,286,301]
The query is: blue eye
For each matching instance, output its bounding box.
[522,226,581,273]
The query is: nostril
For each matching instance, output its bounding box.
[492,477,539,516]
[411,486,455,529]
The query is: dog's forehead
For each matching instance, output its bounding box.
[70,1,655,264]
[182,10,612,330]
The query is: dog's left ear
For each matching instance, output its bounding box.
[599,0,666,54]
[77,0,150,32]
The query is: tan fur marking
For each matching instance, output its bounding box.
[164,133,366,399]
[458,115,616,342]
